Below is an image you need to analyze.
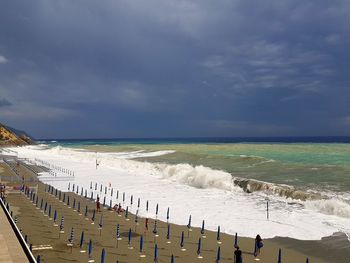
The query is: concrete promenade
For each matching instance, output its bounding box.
[0,204,28,263]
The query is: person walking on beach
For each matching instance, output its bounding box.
[254,234,263,257]
[234,246,243,263]
[96,196,101,212]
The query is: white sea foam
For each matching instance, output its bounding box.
[305,199,350,218]
[8,145,350,241]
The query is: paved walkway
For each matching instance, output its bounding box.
[0,205,28,263]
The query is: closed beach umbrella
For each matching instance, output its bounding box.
[69,227,74,244]
[68,182,70,191]
[78,201,81,213]
[88,239,92,258]
[36,195,38,206]
[278,248,282,263]
[103,196,106,206]
[234,233,238,248]
[100,184,102,192]
[197,237,202,256]
[201,220,205,235]
[154,244,158,262]
[76,185,79,194]
[91,192,94,199]
[60,216,64,232]
[139,235,144,253]
[216,246,221,263]
[153,220,158,235]
[105,186,107,195]
[63,193,66,203]
[90,182,92,189]
[111,188,113,197]
[116,224,121,239]
[128,228,132,246]
[95,182,97,190]
[101,248,105,263]
[166,224,170,240]
[85,189,87,198]
[40,198,43,210]
[54,210,57,223]
[92,209,96,222]
[44,201,47,213]
[156,203,159,216]
[180,231,184,248]
[123,192,125,203]
[109,199,112,210]
[48,205,51,218]
[73,198,76,209]
[187,215,191,229]
[67,196,70,206]
[125,206,129,218]
[81,187,83,196]
[85,206,88,217]
[137,198,140,209]
[146,200,149,212]
[135,211,138,224]
[166,207,170,221]
[116,190,119,201]
[80,231,84,248]
[217,226,221,242]
[171,254,174,263]
[131,195,133,205]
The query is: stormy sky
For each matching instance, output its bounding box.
[0,0,350,139]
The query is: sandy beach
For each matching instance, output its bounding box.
[2,160,348,263]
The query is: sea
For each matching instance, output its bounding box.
[9,137,350,241]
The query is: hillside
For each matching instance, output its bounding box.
[0,122,34,146]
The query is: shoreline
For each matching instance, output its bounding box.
[1,160,349,262]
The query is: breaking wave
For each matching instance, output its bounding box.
[12,145,350,219]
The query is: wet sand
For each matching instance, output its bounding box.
[1,161,348,262]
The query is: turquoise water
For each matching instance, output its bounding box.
[44,139,350,193]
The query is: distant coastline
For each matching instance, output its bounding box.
[37,136,350,145]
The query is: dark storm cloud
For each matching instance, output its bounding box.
[0,0,349,138]
[0,98,12,107]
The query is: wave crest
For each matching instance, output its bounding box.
[158,163,235,191]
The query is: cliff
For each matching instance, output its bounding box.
[0,122,34,146]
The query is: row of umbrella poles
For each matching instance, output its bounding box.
[5,191,312,263]
[22,184,105,262]
[28,182,312,263]
[42,183,231,262]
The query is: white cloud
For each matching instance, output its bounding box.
[0,55,8,64]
